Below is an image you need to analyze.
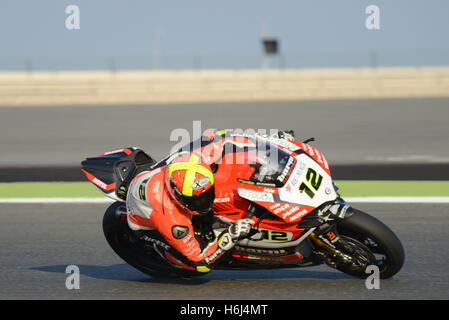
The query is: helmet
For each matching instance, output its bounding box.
[166,153,215,215]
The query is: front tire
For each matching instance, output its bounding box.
[337,209,405,279]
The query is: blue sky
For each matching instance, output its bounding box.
[0,1,448,69]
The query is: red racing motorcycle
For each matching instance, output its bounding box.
[81,132,404,279]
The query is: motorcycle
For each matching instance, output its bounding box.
[81,134,404,279]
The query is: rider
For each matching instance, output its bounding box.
[125,129,295,273]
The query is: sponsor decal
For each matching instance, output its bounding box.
[205,247,224,264]
[269,203,281,210]
[214,197,230,203]
[152,180,160,194]
[241,254,283,262]
[181,235,195,246]
[288,161,306,187]
[91,177,107,190]
[172,225,189,240]
[326,231,338,242]
[238,189,274,202]
[255,182,277,187]
[316,151,322,163]
[281,206,301,219]
[140,235,171,251]
[273,204,290,214]
[181,240,198,257]
[100,148,132,156]
[277,157,296,183]
[301,144,329,170]
[288,208,309,222]
[317,234,337,248]
[192,177,210,190]
[237,178,276,188]
[237,178,255,185]
[234,246,287,255]
[271,205,305,221]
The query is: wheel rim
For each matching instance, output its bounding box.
[338,228,389,275]
[334,236,377,274]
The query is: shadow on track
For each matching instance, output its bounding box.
[31,264,353,284]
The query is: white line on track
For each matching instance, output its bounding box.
[1,197,449,204]
[347,197,449,203]
[0,198,115,204]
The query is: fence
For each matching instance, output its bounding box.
[0,66,448,106]
[1,51,448,71]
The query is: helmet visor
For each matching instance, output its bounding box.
[171,183,215,215]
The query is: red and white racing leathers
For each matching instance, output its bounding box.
[126,162,249,273]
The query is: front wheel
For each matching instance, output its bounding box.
[337,209,405,279]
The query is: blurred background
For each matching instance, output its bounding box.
[1,0,448,71]
[0,0,448,171]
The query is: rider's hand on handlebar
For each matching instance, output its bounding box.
[228,218,255,240]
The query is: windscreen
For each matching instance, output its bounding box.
[248,139,295,187]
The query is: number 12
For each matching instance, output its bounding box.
[299,168,323,199]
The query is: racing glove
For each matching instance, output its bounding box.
[229,218,254,239]
[218,218,255,251]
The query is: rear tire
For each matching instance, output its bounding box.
[337,209,405,279]
[102,201,203,279]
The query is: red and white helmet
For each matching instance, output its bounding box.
[165,153,215,215]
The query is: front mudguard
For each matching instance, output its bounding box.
[297,197,354,231]
[327,197,354,220]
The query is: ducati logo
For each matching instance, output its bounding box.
[172,225,189,240]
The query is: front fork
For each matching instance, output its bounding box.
[307,197,354,265]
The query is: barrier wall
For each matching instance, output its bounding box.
[0,67,448,106]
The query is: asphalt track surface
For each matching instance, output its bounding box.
[1,202,448,300]
[0,97,448,167]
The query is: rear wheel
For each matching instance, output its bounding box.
[337,209,405,279]
[102,201,203,279]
